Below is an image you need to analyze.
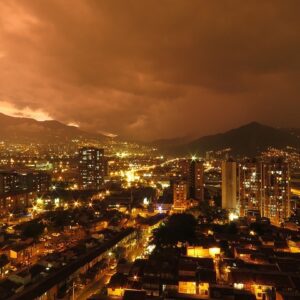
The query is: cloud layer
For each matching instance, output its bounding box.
[0,0,300,140]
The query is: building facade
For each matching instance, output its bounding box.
[78,147,105,190]
[222,161,237,211]
[173,180,188,212]
[238,161,262,217]
[0,170,51,212]
[261,161,290,224]
[178,159,204,201]
[237,159,290,224]
[190,159,205,201]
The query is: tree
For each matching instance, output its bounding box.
[227,222,238,235]
[22,220,45,239]
[249,222,269,236]
[153,213,197,247]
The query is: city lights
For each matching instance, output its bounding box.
[143,197,149,206]
[0,4,299,296]
[228,212,239,222]
[36,198,43,205]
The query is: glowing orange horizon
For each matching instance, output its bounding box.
[0,101,52,121]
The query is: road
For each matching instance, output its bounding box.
[75,231,150,299]
[76,273,111,300]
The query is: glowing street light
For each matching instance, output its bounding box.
[36,198,43,205]
[228,212,239,221]
[54,198,60,208]
[143,197,149,206]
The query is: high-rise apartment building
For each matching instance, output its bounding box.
[190,159,205,201]
[222,160,237,210]
[261,161,290,224]
[78,147,105,190]
[238,161,262,217]
[0,170,51,211]
[178,158,204,201]
[173,180,188,212]
[0,170,50,195]
[237,159,290,224]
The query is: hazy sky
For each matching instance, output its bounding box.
[0,1,300,140]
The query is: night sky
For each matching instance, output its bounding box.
[0,1,300,140]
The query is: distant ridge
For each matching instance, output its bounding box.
[0,113,106,142]
[1,114,299,154]
[149,136,193,150]
[154,122,300,156]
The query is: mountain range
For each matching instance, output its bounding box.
[0,113,300,156]
[152,122,300,157]
[0,113,106,143]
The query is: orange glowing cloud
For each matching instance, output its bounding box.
[0,101,52,121]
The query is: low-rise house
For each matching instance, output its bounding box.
[38,253,63,269]
[123,290,146,300]
[234,247,260,262]
[186,245,221,259]
[107,273,128,297]
[9,241,38,263]
[209,285,256,300]
[260,235,275,247]
[0,255,10,278]
[277,259,300,274]
[178,257,216,298]
[178,260,197,277]
[9,270,31,286]
[178,275,197,295]
[89,220,108,233]
[28,264,46,283]
[142,276,160,296]
[0,279,24,298]
[288,238,300,253]
[229,270,295,300]
[198,268,216,298]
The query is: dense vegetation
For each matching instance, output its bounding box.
[153,213,197,247]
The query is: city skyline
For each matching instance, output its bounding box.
[1,1,300,140]
[1,2,300,299]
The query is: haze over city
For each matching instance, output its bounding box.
[1,1,300,140]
